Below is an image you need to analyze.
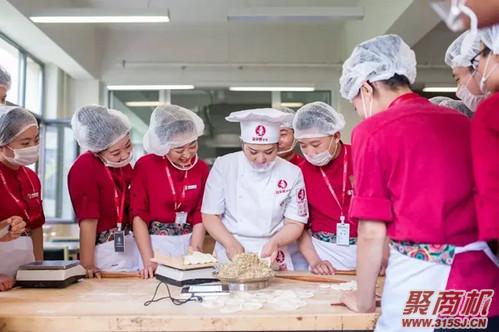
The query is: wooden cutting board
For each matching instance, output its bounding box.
[150,254,216,270]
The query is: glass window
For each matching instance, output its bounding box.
[43,126,58,218]
[0,36,20,105]
[25,57,43,114]
[280,91,331,109]
[61,127,77,219]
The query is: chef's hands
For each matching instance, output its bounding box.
[0,216,26,242]
[0,274,15,291]
[140,262,157,279]
[83,265,101,279]
[310,260,336,275]
[226,239,245,260]
[340,290,376,313]
[260,238,279,263]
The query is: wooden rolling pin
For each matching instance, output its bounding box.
[100,271,140,279]
[275,272,347,283]
[334,270,356,276]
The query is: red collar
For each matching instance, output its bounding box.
[387,92,421,109]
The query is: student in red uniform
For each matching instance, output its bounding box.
[445,31,484,114]
[276,107,303,166]
[275,107,305,269]
[472,25,499,254]
[338,34,498,331]
[131,105,208,279]
[291,102,356,274]
[68,105,140,278]
[0,106,44,284]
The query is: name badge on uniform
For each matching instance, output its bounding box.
[27,192,39,199]
[184,184,197,191]
[297,188,308,217]
[114,230,125,252]
[175,211,188,225]
[336,217,350,247]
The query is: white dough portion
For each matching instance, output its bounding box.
[183,251,217,265]
[329,280,357,291]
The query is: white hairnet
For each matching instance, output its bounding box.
[0,106,38,146]
[0,66,11,89]
[429,96,473,118]
[339,34,417,101]
[274,106,295,128]
[445,31,482,69]
[480,24,499,55]
[293,102,345,139]
[143,104,205,156]
[71,105,131,152]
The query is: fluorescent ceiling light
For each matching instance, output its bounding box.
[280,102,304,108]
[126,101,163,107]
[31,16,169,23]
[108,85,194,91]
[30,8,169,24]
[228,6,363,22]
[422,86,457,93]
[230,86,314,92]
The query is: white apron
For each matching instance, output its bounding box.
[151,234,191,257]
[138,233,191,269]
[94,234,141,272]
[288,241,309,271]
[0,237,34,277]
[214,234,294,271]
[376,241,499,332]
[311,237,357,270]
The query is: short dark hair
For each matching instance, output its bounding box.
[482,45,492,57]
[377,73,411,90]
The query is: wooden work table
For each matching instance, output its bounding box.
[0,274,381,332]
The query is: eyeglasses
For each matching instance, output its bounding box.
[470,49,486,68]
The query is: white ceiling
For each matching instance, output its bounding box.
[1,0,457,87]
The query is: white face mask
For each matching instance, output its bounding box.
[167,153,199,171]
[304,137,338,167]
[103,152,133,168]
[456,73,485,112]
[479,55,498,96]
[4,145,39,166]
[249,159,276,173]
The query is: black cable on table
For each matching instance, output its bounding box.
[144,281,203,306]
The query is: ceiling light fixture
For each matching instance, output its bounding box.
[30,8,170,24]
[107,85,194,91]
[125,101,163,107]
[422,86,458,93]
[229,86,314,92]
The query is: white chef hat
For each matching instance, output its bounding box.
[225,108,293,144]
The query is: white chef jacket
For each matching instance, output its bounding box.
[201,151,309,238]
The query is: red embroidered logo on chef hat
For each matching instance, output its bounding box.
[255,125,266,137]
[297,188,306,201]
[277,179,288,189]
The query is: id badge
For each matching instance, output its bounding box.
[336,223,350,247]
[114,230,125,252]
[175,211,188,225]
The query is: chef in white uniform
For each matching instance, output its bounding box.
[201,108,309,271]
